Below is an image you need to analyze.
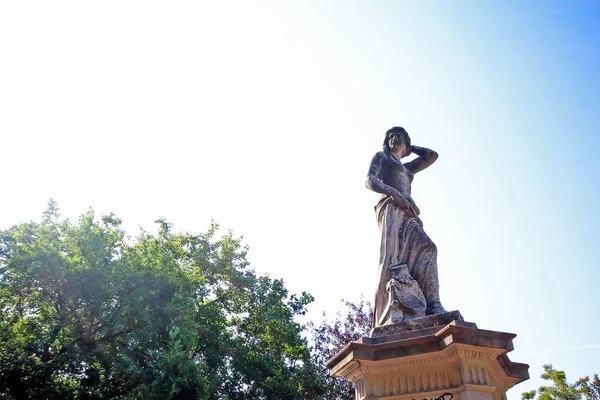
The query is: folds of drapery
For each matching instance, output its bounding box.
[373,196,441,327]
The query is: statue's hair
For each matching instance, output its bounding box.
[383,126,411,153]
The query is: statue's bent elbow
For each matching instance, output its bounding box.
[365,177,374,191]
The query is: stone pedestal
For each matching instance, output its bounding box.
[326,311,529,400]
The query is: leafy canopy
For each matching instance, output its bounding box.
[307,297,373,400]
[0,201,322,400]
[522,365,600,400]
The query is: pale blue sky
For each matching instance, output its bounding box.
[1,1,599,398]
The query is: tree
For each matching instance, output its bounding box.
[0,202,320,399]
[579,374,600,400]
[307,297,373,400]
[522,365,600,400]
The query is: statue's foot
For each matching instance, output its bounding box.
[426,302,446,315]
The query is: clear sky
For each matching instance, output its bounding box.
[1,1,599,398]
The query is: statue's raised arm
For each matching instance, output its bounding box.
[367,127,445,327]
[403,145,438,174]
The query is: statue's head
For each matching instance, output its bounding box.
[383,127,411,156]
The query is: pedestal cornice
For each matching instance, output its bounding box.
[326,312,529,400]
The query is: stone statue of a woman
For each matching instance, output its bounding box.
[366,127,446,327]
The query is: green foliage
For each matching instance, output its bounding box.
[579,374,600,400]
[522,365,600,400]
[0,202,319,399]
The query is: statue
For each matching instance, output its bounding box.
[366,127,446,327]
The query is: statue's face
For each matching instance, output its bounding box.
[390,134,411,158]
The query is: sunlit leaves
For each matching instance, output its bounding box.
[523,365,600,400]
[0,204,319,399]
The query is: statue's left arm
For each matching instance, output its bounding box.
[404,145,438,174]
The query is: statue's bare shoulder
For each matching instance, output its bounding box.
[367,151,387,178]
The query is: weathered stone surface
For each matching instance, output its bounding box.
[382,264,427,324]
[327,317,529,400]
[369,310,468,339]
[366,127,445,327]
